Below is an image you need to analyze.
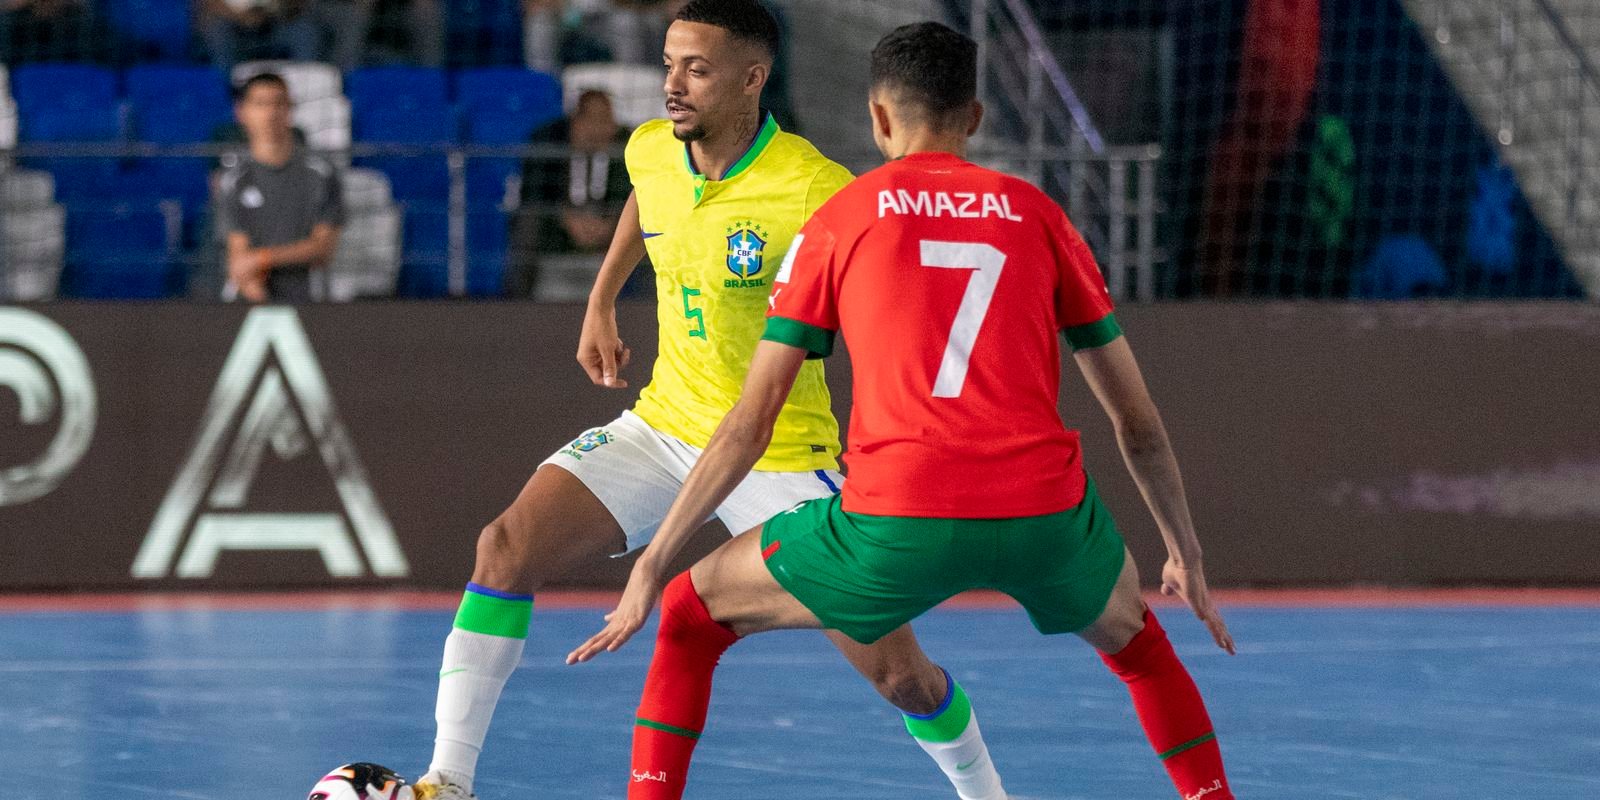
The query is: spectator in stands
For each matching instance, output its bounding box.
[521,0,558,72]
[216,73,343,303]
[506,88,630,297]
[0,0,108,64]
[199,0,318,71]
[523,0,669,72]
[316,0,443,70]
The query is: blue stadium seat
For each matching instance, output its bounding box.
[11,65,119,116]
[454,68,563,141]
[354,152,450,206]
[396,206,449,297]
[352,105,456,146]
[13,65,122,143]
[29,159,121,203]
[465,159,515,210]
[455,69,561,209]
[347,66,450,118]
[349,70,454,205]
[125,66,231,143]
[120,159,212,206]
[104,0,192,62]
[349,67,452,195]
[61,205,181,299]
[467,209,508,296]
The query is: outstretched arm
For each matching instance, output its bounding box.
[577,191,645,388]
[567,339,810,663]
[1074,337,1234,653]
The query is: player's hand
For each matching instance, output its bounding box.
[1161,558,1235,655]
[239,276,268,303]
[566,565,662,664]
[227,250,267,286]
[576,305,632,389]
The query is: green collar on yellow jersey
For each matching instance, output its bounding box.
[682,110,780,203]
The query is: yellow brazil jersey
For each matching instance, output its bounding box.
[628,112,850,471]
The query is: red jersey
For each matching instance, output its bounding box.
[762,151,1121,518]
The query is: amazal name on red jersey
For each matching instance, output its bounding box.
[762,151,1120,519]
[875,189,1025,221]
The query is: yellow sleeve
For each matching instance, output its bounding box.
[624,119,673,186]
[803,161,855,220]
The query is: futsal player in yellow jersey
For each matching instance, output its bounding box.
[626,111,845,471]
[412,3,1009,799]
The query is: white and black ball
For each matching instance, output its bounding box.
[307,763,410,800]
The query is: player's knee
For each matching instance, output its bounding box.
[1081,578,1148,654]
[1098,601,1150,655]
[869,663,946,716]
[472,517,541,591]
[656,572,736,650]
[656,573,699,645]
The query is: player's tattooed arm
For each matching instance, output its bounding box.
[577,192,645,388]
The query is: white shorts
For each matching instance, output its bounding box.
[541,410,844,552]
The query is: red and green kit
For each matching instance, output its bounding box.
[760,151,1128,643]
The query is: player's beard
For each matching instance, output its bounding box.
[672,122,709,142]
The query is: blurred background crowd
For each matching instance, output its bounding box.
[0,0,1592,303]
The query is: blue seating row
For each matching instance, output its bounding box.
[14,65,562,298]
[54,205,515,300]
[12,64,562,147]
[86,0,525,66]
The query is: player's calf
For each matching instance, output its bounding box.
[631,571,740,799]
[429,465,628,792]
[827,627,947,715]
[1099,609,1233,800]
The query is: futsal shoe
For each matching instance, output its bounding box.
[410,772,477,800]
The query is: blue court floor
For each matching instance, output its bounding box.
[0,604,1595,799]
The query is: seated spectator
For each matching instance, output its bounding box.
[317,0,442,69]
[216,72,343,302]
[523,0,669,72]
[506,88,630,297]
[0,0,109,64]
[521,0,560,72]
[199,0,317,71]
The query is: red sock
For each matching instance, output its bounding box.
[1100,609,1233,800]
[629,571,739,799]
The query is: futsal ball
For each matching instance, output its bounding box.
[308,763,411,800]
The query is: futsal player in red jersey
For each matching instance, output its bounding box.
[570,21,1239,800]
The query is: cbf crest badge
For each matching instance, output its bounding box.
[559,428,614,460]
[571,429,613,452]
[725,220,770,279]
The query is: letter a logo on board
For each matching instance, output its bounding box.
[133,308,407,579]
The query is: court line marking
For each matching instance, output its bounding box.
[3,586,1599,613]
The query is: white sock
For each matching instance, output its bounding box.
[913,709,1007,800]
[428,627,526,791]
[903,671,1006,800]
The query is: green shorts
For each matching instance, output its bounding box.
[760,477,1127,644]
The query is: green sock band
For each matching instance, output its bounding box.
[452,586,533,639]
[1158,731,1216,761]
[635,716,702,740]
[902,673,973,743]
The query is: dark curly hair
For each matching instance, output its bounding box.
[675,0,781,60]
[870,22,978,124]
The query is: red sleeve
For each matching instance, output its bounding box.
[1051,207,1112,327]
[771,214,842,329]
[1049,204,1123,349]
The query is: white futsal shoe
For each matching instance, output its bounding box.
[410,772,477,800]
